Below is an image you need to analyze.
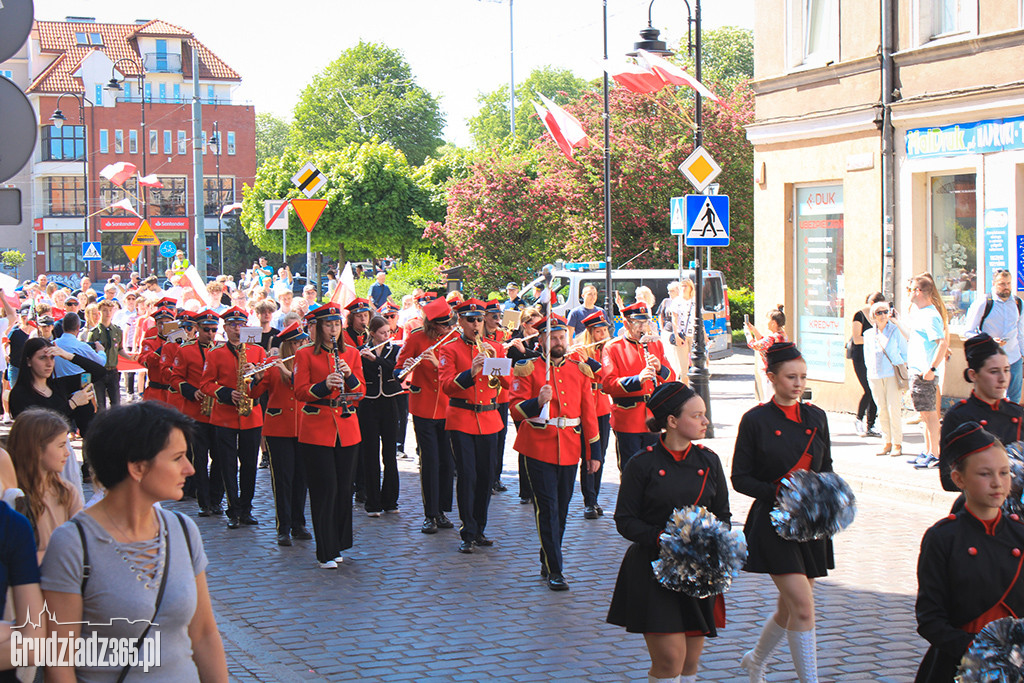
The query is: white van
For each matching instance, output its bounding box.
[519,263,733,360]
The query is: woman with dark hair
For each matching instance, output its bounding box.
[293,303,365,569]
[733,341,833,683]
[744,306,788,401]
[358,316,402,517]
[575,311,613,518]
[607,381,729,683]
[850,292,887,437]
[8,337,102,426]
[40,401,228,682]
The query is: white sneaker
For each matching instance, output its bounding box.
[318,560,338,569]
[367,511,381,518]
[853,418,865,436]
[333,555,345,564]
[385,508,399,514]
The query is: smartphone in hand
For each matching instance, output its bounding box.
[80,373,91,387]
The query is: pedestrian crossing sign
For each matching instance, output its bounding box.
[670,197,686,235]
[81,241,101,261]
[685,194,730,247]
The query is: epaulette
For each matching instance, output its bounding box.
[576,361,594,379]
[211,342,226,349]
[297,340,314,350]
[181,339,197,347]
[514,359,535,377]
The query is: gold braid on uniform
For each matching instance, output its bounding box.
[513,359,535,377]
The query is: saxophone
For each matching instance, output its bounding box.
[475,331,500,390]
[236,341,253,416]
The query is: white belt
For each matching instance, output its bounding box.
[528,416,581,428]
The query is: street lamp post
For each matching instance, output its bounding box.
[629,0,714,436]
[50,93,92,278]
[105,58,146,273]
[209,122,225,275]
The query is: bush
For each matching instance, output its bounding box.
[727,287,754,331]
[351,252,445,302]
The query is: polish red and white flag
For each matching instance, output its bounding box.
[99,162,137,187]
[533,93,590,161]
[636,49,719,101]
[137,174,164,188]
[329,262,357,307]
[603,60,664,94]
[108,198,141,217]
[220,203,243,216]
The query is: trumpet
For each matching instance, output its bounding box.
[476,332,501,390]
[242,355,295,378]
[397,329,459,381]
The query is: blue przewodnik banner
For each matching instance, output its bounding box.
[906,117,1024,158]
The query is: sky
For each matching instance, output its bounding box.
[36,0,754,147]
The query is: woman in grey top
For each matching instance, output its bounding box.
[41,402,227,682]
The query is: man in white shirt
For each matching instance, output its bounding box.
[963,269,1024,402]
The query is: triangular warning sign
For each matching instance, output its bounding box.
[131,220,160,246]
[291,198,328,233]
[122,244,143,263]
[83,243,101,259]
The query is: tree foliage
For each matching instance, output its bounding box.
[467,66,593,152]
[254,113,291,169]
[291,41,445,166]
[684,27,754,88]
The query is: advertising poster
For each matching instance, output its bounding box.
[796,185,845,382]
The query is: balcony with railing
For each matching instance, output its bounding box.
[143,52,182,74]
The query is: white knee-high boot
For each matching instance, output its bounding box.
[740,617,785,682]
[786,628,819,683]
[647,675,679,683]
[680,676,696,683]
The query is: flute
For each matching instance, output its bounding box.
[242,355,296,378]
[361,338,391,353]
[397,328,459,380]
[503,331,539,348]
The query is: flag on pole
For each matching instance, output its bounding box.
[603,60,664,93]
[99,162,138,187]
[636,49,719,101]
[532,93,590,162]
[179,265,212,307]
[137,174,164,188]
[108,198,142,217]
[329,262,357,307]
[220,203,243,216]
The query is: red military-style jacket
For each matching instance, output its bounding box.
[169,340,212,423]
[160,339,185,412]
[602,335,675,433]
[396,329,454,420]
[510,356,599,466]
[199,342,269,431]
[139,335,169,404]
[293,342,365,447]
[263,362,301,439]
[437,335,509,435]
[573,345,612,419]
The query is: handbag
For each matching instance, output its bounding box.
[878,332,909,392]
[845,338,855,359]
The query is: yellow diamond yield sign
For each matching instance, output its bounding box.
[678,146,721,193]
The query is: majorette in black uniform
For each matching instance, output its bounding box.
[915,422,1024,682]
[607,382,730,634]
[358,327,403,515]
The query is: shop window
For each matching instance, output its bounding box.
[48,232,85,272]
[44,176,86,216]
[795,185,845,382]
[203,177,235,216]
[930,173,977,327]
[40,125,84,162]
[148,177,188,216]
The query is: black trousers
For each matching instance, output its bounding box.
[266,435,308,534]
[449,430,496,542]
[518,452,533,500]
[94,369,120,411]
[851,344,877,427]
[494,402,509,484]
[212,425,261,519]
[358,397,399,513]
[580,413,610,507]
[300,438,357,562]
[189,422,223,510]
[614,430,659,474]
[414,416,454,519]
[395,393,409,451]
[525,457,578,575]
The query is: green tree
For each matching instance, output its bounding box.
[682,26,753,88]
[467,66,592,151]
[255,113,291,169]
[240,142,444,265]
[291,41,444,166]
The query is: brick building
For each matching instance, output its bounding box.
[1,17,255,284]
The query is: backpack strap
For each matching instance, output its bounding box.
[980,295,995,328]
[70,517,91,594]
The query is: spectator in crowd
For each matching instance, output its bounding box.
[502,282,525,312]
[863,301,908,457]
[850,292,888,438]
[670,279,697,383]
[904,273,950,469]
[127,271,141,291]
[271,290,293,329]
[255,300,280,351]
[326,269,338,299]
[745,306,788,401]
[79,303,101,342]
[172,249,190,278]
[303,284,320,311]
[369,271,393,309]
[53,313,105,381]
[0,497,45,679]
[568,284,603,336]
[962,268,1024,403]
[88,299,134,410]
[72,276,92,298]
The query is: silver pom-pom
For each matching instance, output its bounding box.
[651,506,747,599]
[1002,442,1024,517]
[770,470,857,542]
[955,616,1024,682]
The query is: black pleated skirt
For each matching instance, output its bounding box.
[742,498,835,577]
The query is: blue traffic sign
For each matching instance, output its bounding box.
[669,197,686,235]
[685,194,729,247]
[81,241,101,261]
[159,240,177,258]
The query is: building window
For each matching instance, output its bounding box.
[155,39,168,71]
[227,132,236,155]
[40,125,84,161]
[148,177,187,216]
[931,173,977,328]
[207,85,215,103]
[203,177,235,216]
[149,129,158,154]
[144,83,151,102]
[44,176,86,216]
[124,82,132,102]
[48,233,85,273]
[173,84,181,102]
[99,178,140,212]
[163,130,172,155]
[99,130,109,154]
[158,83,167,103]
[177,130,187,155]
[803,0,838,65]
[94,84,103,106]
[0,70,13,79]
[201,131,207,155]
[794,184,845,382]
[128,130,138,155]
[917,0,978,42]
[114,129,124,154]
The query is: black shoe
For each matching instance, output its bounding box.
[492,480,507,493]
[435,513,454,529]
[258,457,270,469]
[458,540,474,554]
[198,507,211,518]
[291,527,312,540]
[240,513,259,526]
[474,535,493,547]
[277,533,292,547]
[547,573,569,591]
[519,497,531,505]
[540,566,549,579]
[421,518,438,534]
[226,517,240,529]
[209,504,224,515]
[354,491,366,504]
[595,504,604,516]
[584,506,598,520]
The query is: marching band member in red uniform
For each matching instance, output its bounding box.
[577,311,613,519]
[160,310,195,412]
[170,309,224,517]
[345,298,372,348]
[293,303,366,569]
[381,302,412,459]
[200,306,269,530]
[603,302,675,472]
[438,299,509,554]
[264,322,312,547]
[396,298,458,534]
[138,306,176,403]
[484,300,512,494]
[510,314,600,590]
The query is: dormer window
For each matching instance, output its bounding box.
[74,32,103,46]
